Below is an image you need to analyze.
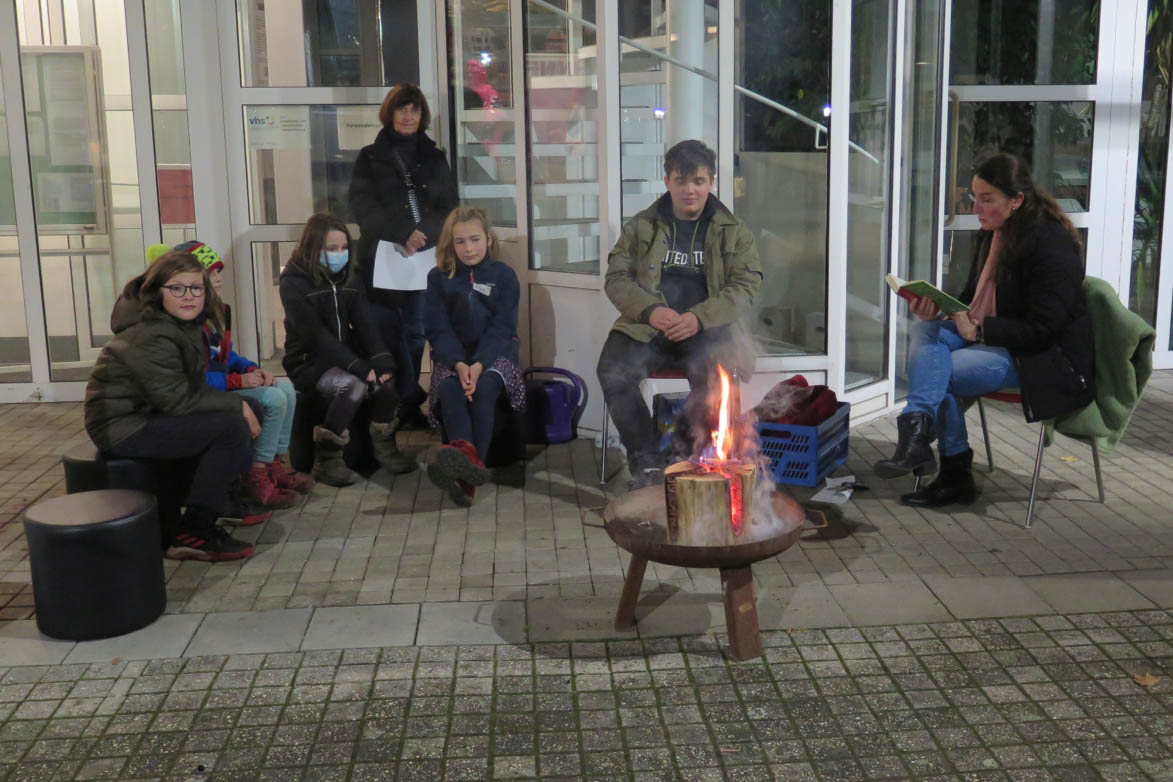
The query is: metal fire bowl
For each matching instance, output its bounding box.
[602,485,805,570]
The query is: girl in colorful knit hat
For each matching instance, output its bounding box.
[149,241,313,507]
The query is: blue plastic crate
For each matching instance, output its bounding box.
[755,401,851,487]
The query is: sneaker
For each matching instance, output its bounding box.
[165,523,255,562]
[269,457,314,494]
[240,464,300,509]
[451,479,476,507]
[218,500,272,527]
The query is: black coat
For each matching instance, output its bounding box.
[349,127,459,290]
[278,260,396,393]
[960,220,1095,422]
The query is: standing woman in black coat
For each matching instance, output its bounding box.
[349,84,459,427]
[874,153,1095,507]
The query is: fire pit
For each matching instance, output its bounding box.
[602,488,805,659]
[600,366,809,660]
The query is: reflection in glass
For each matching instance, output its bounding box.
[1130,1,1171,329]
[447,0,518,227]
[950,0,1098,86]
[17,3,142,381]
[896,0,943,398]
[735,0,828,356]
[845,0,895,390]
[145,0,196,245]
[951,101,1094,214]
[525,0,599,273]
[244,104,380,225]
[236,0,419,87]
[619,2,718,221]
[0,56,33,383]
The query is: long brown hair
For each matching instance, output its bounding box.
[290,213,354,287]
[124,251,223,326]
[974,153,1081,280]
[435,206,497,278]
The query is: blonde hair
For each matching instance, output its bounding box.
[435,206,497,278]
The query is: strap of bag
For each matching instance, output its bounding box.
[390,150,422,225]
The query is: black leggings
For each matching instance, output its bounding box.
[314,367,398,435]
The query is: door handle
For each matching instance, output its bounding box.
[945,90,960,226]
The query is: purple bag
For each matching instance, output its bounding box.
[523,367,587,444]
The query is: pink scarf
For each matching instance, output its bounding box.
[968,232,1001,328]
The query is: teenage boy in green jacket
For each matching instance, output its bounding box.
[598,139,763,488]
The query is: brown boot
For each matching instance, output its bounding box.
[312,426,357,487]
[369,421,419,475]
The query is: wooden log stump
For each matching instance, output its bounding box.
[664,461,756,546]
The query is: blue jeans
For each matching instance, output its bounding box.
[904,320,1019,457]
[235,379,296,464]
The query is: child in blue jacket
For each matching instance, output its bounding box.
[147,241,312,508]
[424,206,525,506]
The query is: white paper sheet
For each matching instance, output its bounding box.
[810,474,857,505]
[372,241,434,291]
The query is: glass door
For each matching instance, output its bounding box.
[939,0,1101,295]
[212,0,435,365]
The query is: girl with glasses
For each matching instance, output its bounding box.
[84,251,259,561]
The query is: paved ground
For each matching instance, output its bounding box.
[0,372,1170,779]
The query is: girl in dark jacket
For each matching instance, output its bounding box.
[424,206,525,507]
[874,153,1095,507]
[279,213,417,486]
[84,251,259,561]
[349,83,459,425]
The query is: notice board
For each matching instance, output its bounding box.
[16,46,110,234]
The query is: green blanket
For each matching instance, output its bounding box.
[1049,277,1155,451]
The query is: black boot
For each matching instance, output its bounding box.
[874,412,937,479]
[901,449,976,507]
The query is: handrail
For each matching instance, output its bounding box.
[528,0,880,164]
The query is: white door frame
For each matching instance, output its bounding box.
[192,0,437,362]
[0,0,164,402]
[938,1,1151,351]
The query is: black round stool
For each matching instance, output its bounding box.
[23,489,166,641]
[62,443,157,494]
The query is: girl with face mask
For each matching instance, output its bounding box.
[279,213,418,486]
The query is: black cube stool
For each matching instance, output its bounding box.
[62,443,158,494]
[23,489,166,641]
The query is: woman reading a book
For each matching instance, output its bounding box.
[874,153,1094,507]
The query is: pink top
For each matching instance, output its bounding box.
[968,232,1001,328]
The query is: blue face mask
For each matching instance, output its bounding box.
[320,249,348,273]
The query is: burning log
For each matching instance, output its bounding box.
[664,460,757,547]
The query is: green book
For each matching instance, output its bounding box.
[885,273,970,314]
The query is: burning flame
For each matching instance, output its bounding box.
[711,365,731,462]
[702,365,744,536]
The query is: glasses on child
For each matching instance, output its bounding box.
[163,283,206,298]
